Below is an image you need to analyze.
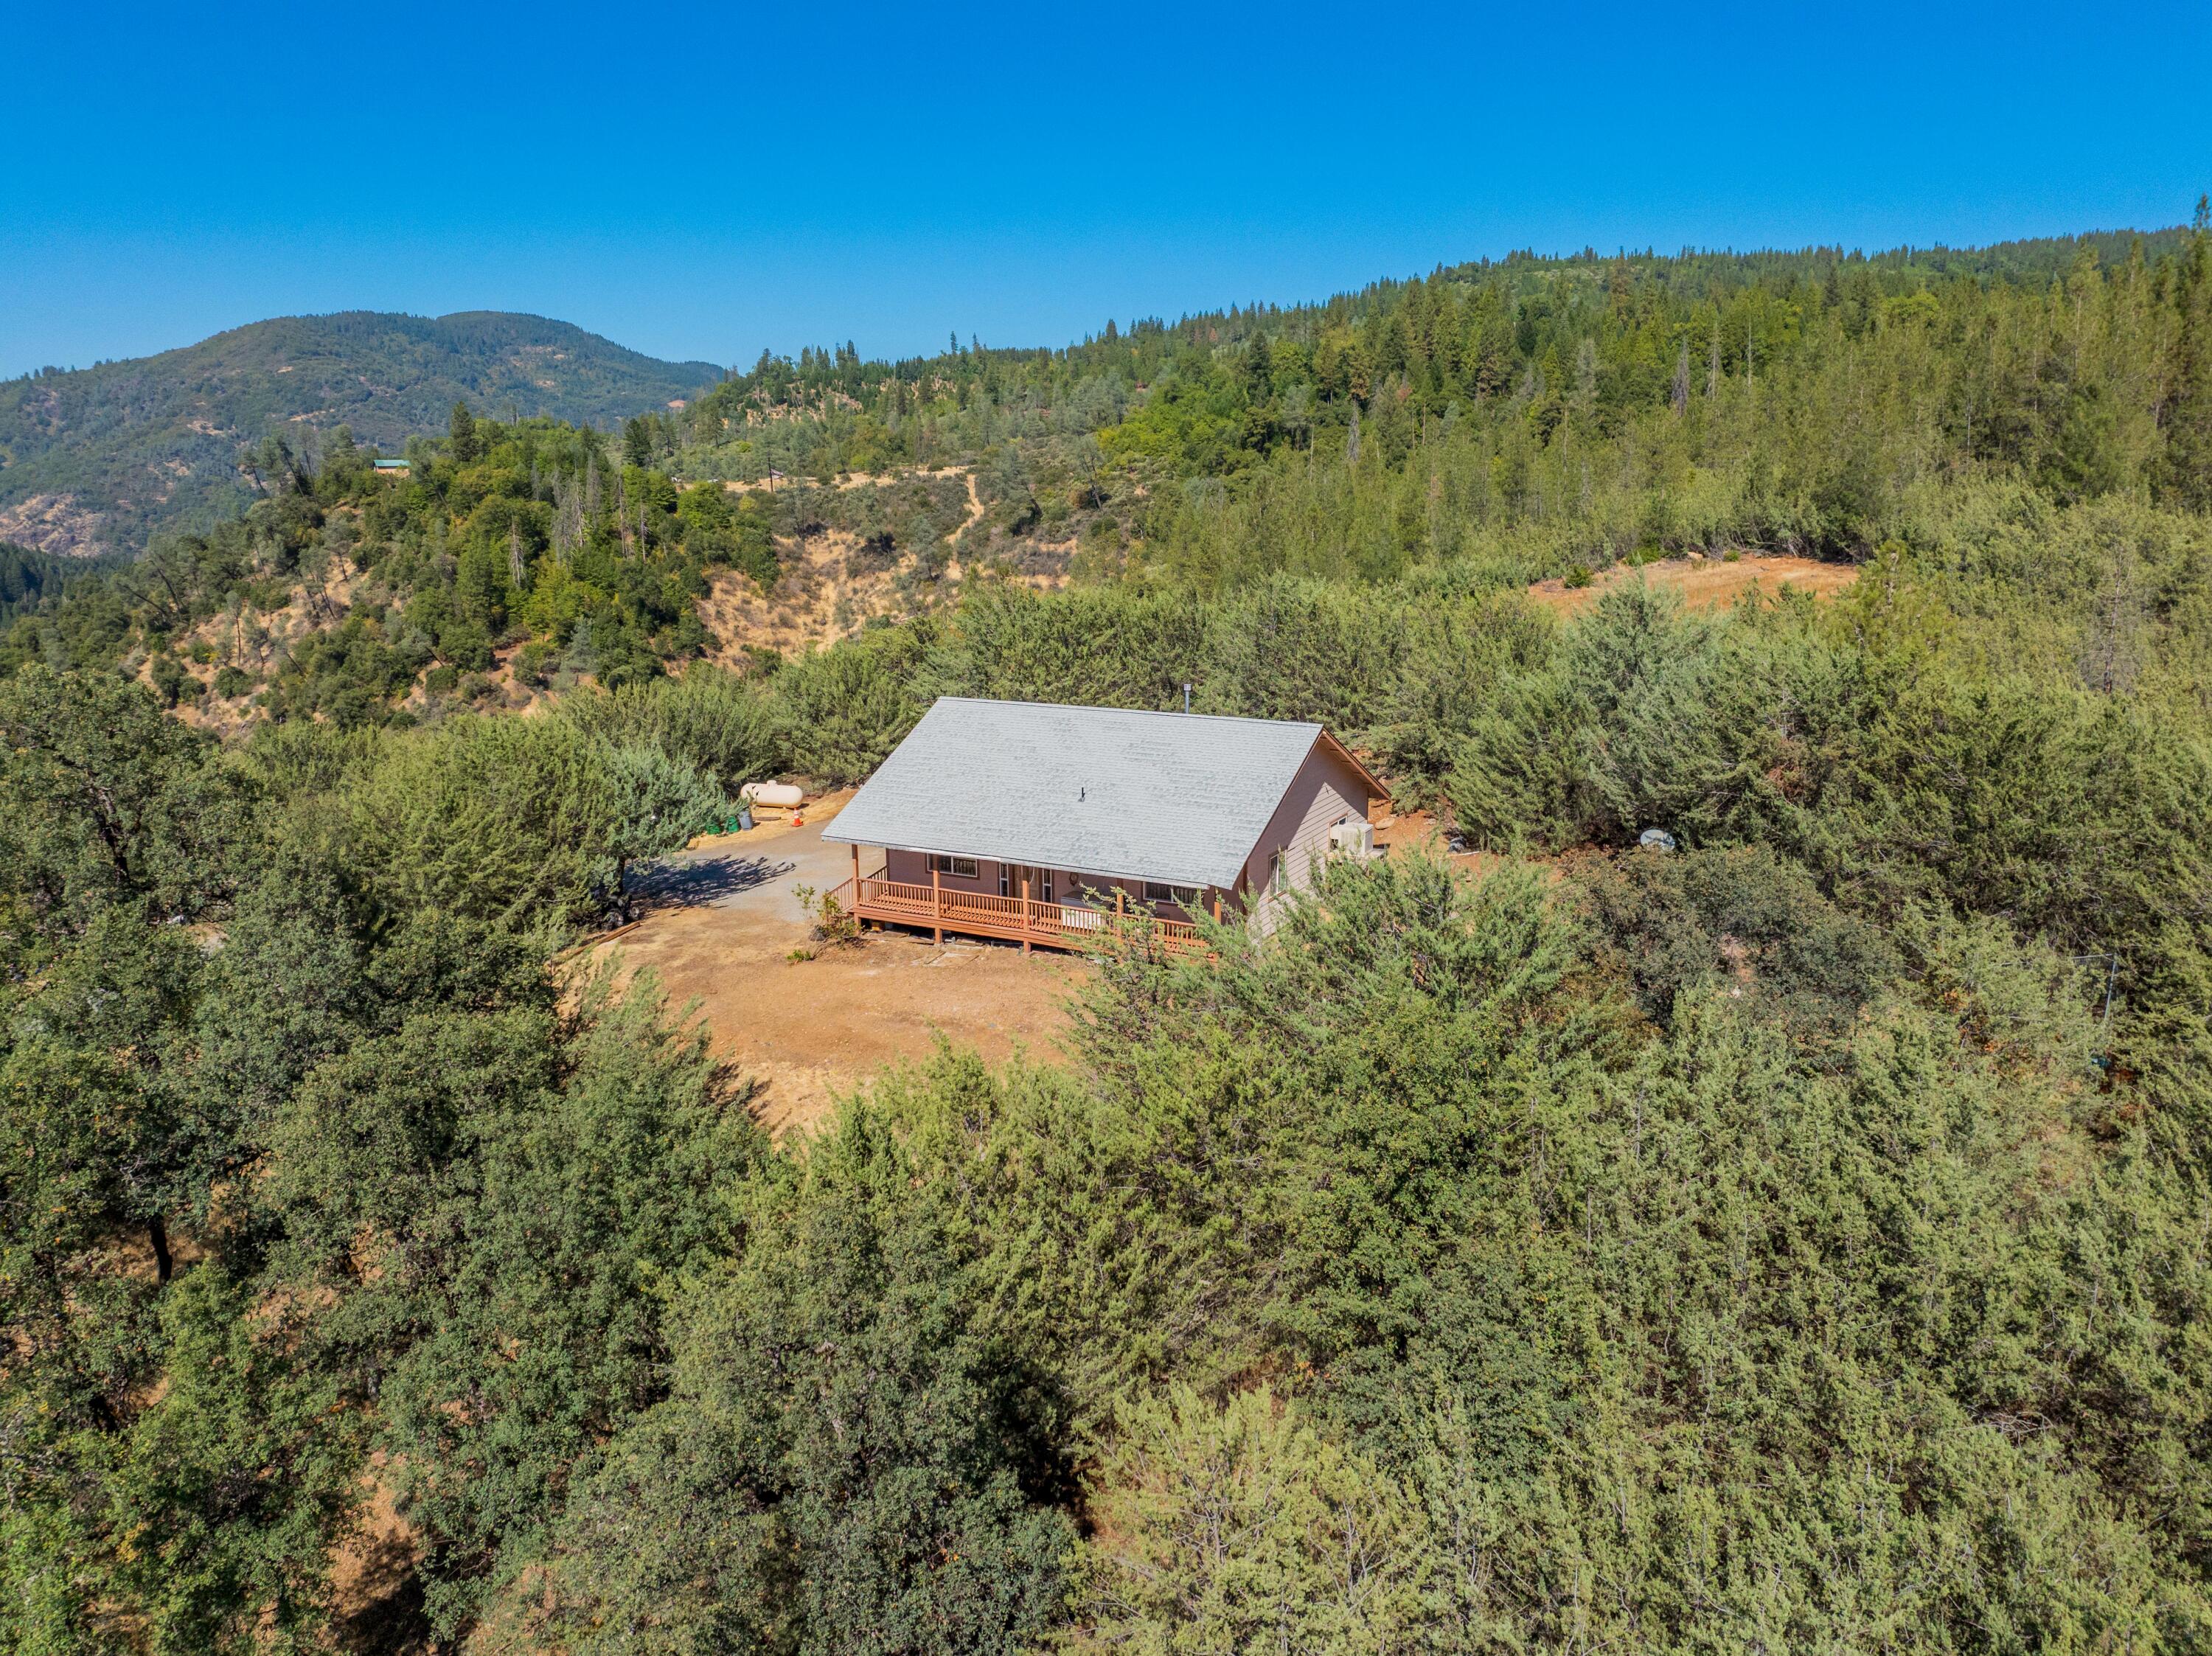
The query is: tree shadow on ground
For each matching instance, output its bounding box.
[627,853,796,911]
[332,1534,432,1656]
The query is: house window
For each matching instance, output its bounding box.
[998,866,1054,901]
[929,855,978,879]
[1270,851,1288,894]
[1143,881,1197,907]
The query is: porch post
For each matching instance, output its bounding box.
[1213,888,1222,923]
[1020,874,1031,955]
[932,863,942,944]
[851,844,861,932]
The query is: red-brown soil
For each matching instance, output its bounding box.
[1528,553,1858,616]
[584,793,1085,1139]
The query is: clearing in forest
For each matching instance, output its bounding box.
[695,465,1075,664]
[1527,553,1858,616]
[588,793,1082,1138]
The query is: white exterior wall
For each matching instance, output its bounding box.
[1240,740,1375,935]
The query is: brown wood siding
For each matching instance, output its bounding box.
[879,852,1213,920]
[884,848,998,894]
[1062,873,1208,921]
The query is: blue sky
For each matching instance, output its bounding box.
[6,0,2207,378]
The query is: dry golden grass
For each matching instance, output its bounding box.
[1527,553,1859,616]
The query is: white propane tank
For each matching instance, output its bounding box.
[741,781,805,809]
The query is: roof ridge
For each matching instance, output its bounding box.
[931,695,1322,731]
[829,696,1363,889]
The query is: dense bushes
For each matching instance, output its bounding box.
[8,223,2212,1650]
[883,849,2211,1647]
[338,714,726,928]
[15,484,2212,1648]
[543,1107,1075,1654]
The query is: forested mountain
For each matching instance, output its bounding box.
[7,212,2212,1654]
[0,540,122,623]
[12,217,2209,736]
[0,312,720,559]
[657,220,2210,578]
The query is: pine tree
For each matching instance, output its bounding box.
[1672,338,1691,414]
[449,401,481,464]
[2160,193,2212,509]
[1246,334,1273,399]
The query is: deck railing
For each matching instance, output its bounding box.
[827,875,1209,958]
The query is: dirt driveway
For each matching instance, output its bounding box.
[592,793,1086,1138]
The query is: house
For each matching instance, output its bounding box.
[824,697,1386,954]
[372,458,411,477]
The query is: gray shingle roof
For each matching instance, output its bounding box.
[823,697,1328,890]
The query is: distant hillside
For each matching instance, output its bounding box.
[0,312,722,557]
[0,539,126,623]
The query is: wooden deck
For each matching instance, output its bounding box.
[828,875,1209,958]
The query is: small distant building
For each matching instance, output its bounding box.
[825,697,1385,954]
[372,458,411,478]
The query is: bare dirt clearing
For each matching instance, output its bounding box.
[588,793,1083,1139]
[1528,554,1858,616]
[0,490,110,559]
[697,466,1073,661]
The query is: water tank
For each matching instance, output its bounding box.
[741,782,804,808]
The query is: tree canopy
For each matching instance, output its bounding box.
[6,217,2212,1652]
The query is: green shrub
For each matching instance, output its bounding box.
[147,652,187,706]
[512,640,557,686]
[438,619,494,672]
[341,712,727,928]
